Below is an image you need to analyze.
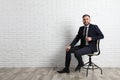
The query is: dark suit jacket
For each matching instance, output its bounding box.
[70,24,104,52]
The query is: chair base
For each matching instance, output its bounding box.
[83,61,103,76]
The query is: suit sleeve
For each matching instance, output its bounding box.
[92,25,104,41]
[70,27,81,47]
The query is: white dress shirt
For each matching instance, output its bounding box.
[84,24,89,45]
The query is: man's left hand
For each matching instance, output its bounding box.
[86,37,92,41]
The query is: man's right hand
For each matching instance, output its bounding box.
[65,46,71,52]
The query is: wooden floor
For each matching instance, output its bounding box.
[0,67,120,80]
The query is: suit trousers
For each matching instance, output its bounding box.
[65,45,92,69]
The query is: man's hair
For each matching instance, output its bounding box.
[82,14,90,18]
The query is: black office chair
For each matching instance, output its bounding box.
[83,40,103,76]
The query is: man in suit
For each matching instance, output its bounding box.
[57,14,104,73]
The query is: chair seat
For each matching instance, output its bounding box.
[87,53,98,56]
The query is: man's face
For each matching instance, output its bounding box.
[83,16,91,26]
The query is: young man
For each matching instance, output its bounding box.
[57,14,104,73]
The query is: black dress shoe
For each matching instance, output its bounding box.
[57,68,70,73]
[75,67,81,72]
[75,65,82,72]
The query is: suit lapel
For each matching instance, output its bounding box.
[88,24,92,37]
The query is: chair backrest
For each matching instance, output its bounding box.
[94,39,100,55]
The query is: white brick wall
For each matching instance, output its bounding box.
[0,0,120,67]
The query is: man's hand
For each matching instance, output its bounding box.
[86,37,92,41]
[65,46,71,52]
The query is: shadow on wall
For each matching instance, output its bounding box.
[53,23,77,68]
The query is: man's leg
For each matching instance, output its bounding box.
[57,45,80,73]
[74,46,92,71]
[65,46,80,69]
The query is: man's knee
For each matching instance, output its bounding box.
[66,51,72,56]
[74,50,82,56]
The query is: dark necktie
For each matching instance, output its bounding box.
[83,27,87,37]
[83,27,87,45]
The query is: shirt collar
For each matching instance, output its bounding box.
[84,24,90,28]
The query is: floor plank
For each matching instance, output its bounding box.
[0,67,120,80]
